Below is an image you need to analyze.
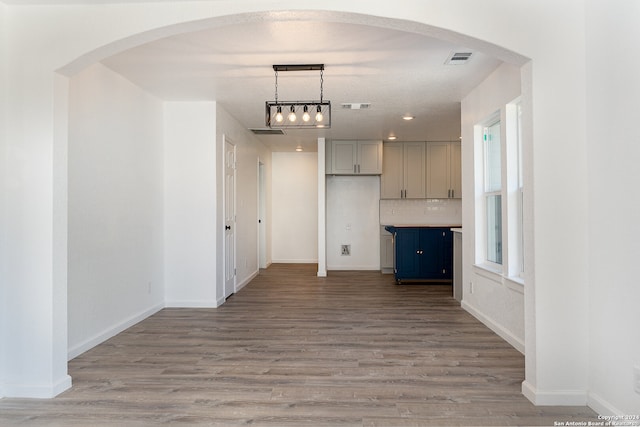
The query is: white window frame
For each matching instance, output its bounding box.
[478,114,503,271]
[505,99,525,280]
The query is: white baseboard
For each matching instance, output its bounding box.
[327,266,381,271]
[235,270,258,293]
[1,374,72,399]
[165,299,219,308]
[271,259,318,263]
[461,300,525,354]
[522,380,588,406]
[67,303,164,360]
[588,391,624,416]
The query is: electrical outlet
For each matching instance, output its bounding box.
[634,365,640,394]
[341,244,351,256]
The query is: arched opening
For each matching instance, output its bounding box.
[55,8,533,399]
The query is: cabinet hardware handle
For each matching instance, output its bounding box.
[400,190,403,198]
[358,164,361,173]
[354,164,356,173]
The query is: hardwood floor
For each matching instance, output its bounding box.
[0,264,597,426]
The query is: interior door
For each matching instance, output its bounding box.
[224,140,236,299]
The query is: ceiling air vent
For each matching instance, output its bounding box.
[445,52,473,65]
[341,103,371,110]
[250,128,285,135]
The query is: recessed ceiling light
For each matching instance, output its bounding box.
[402,115,414,121]
[295,145,303,152]
[388,136,397,141]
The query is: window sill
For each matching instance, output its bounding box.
[473,263,503,283]
[473,264,525,294]
[505,276,524,294]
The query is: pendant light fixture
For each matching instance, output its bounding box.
[265,64,331,129]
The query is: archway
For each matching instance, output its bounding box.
[54,8,533,399]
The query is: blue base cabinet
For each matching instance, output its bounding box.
[392,227,453,283]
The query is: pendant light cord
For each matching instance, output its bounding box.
[274,69,279,104]
[320,68,324,102]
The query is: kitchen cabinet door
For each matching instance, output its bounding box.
[426,142,450,198]
[380,233,394,272]
[357,140,383,174]
[395,228,421,279]
[381,144,404,198]
[403,142,426,198]
[419,228,444,277]
[393,227,453,282]
[426,141,461,199]
[331,140,358,174]
[450,141,461,198]
[380,142,425,199]
[327,140,382,175]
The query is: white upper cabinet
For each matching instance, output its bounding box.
[426,141,461,199]
[381,142,425,199]
[381,141,461,199]
[327,140,383,175]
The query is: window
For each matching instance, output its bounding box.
[475,102,525,282]
[516,102,524,275]
[484,120,502,265]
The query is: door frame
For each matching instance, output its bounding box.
[258,160,268,269]
[223,135,237,299]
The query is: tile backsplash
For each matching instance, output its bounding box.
[379,198,462,226]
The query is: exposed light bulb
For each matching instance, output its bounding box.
[302,105,311,122]
[275,106,283,123]
[315,105,324,122]
[288,105,297,122]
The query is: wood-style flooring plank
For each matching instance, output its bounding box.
[0,264,598,426]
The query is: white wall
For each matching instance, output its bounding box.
[272,152,318,263]
[585,0,640,414]
[460,63,524,352]
[163,102,218,307]
[216,105,272,291]
[326,176,380,270]
[3,0,638,412]
[0,1,7,398]
[165,102,270,307]
[67,63,164,358]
